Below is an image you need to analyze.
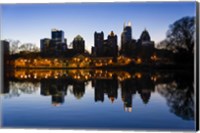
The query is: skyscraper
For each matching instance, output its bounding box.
[73,35,85,54]
[51,29,67,56]
[120,22,136,57]
[92,31,118,57]
[138,29,151,43]
[40,29,67,57]
[40,38,51,56]
[94,31,104,47]
[107,31,118,57]
[121,22,132,46]
[51,29,65,43]
[94,31,104,57]
[137,29,155,60]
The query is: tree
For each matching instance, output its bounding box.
[19,43,39,53]
[158,16,195,64]
[6,39,21,55]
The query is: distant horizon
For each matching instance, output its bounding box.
[1,2,196,51]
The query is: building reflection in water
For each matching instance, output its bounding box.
[121,78,136,112]
[41,78,68,106]
[2,69,194,120]
[93,74,118,103]
[73,80,85,100]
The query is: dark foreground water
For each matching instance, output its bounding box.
[1,69,195,130]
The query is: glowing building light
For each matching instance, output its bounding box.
[135,72,142,79]
[136,58,142,64]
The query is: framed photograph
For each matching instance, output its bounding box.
[0,1,199,131]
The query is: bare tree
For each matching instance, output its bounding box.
[166,16,195,54]
[6,39,21,55]
[158,16,195,64]
[19,43,39,53]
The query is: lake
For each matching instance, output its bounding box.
[1,69,195,130]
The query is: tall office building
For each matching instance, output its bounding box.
[40,29,67,56]
[94,31,104,56]
[94,31,104,47]
[108,31,117,46]
[51,29,65,43]
[139,29,151,43]
[120,22,136,57]
[92,31,118,57]
[121,22,132,46]
[73,35,85,54]
[51,29,67,56]
[137,29,155,60]
[107,31,118,57]
[40,38,51,55]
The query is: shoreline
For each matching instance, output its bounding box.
[5,63,194,71]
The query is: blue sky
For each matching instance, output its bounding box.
[1,2,196,51]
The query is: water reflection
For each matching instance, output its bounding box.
[5,82,39,98]
[156,72,194,120]
[2,69,194,120]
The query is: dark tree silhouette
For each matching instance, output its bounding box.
[157,73,194,120]
[158,16,195,64]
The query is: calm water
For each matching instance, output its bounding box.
[1,69,195,130]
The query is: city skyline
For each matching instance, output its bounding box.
[1,2,196,130]
[1,2,196,51]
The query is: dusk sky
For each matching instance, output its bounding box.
[1,2,196,51]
